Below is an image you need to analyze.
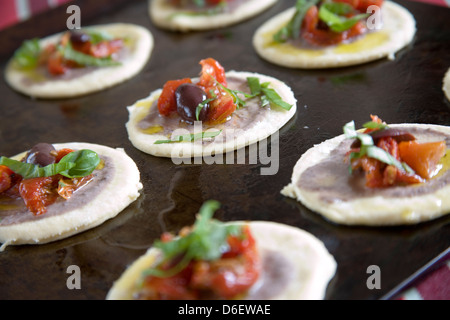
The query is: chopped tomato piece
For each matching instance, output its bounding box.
[302,5,366,46]
[197,58,227,88]
[53,148,74,163]
[190,226,259,299]
[47,52,67,75]
[140,265,196,300]
[19,176,60,215]
[205,88,236,124]
[206,0,228,4]
[139,225,260,300]
[157,78,192,116]
[356,0,384,11]
[398,141,446,179]
[89,39,123,58]
[0,165,14,193]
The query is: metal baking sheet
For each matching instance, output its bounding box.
[0,0,449,300]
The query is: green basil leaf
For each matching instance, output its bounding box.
[0,157,75,180]
[343,120,357,139]
[145,200,243,279]
[58,149,101,178]
[319,4,370,33]
[344,121,416,174]
[366,146,405,171]
[59,43,121,67]
[363,121,389,130]
[154,130,222,144]
[246,77,293,111]
[247,77,262,96]
[85,30,114,45]
[261,87,293,111]
[273,0,320,43]
[13,38,41,69]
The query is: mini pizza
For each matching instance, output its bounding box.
[106,200,337,300]
[126,58,297,158]
[5,23,153,99]
[253,0,416,69]
[443,68,450,101]
[282,116,450,226]
[0,142,143,251]
[149,0,278,32]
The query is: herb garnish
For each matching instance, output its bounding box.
[154,130,222,145]
[0,149,100,179]
[273,0,371,43]
[58,42,121,68]
[142,200,242,278]
[13,38,41,69]
[247,77,293,111]
[273,0,320,43]
[318,2,370,33]
[344,121,415,174]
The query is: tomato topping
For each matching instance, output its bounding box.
[47,52,67,76]
[197,58,236,124]
[206,88,236,124]
[157,58,237,124]
[53,148,74,163]
[0,165,14,194]
[89,39,123,58]
[42,32,124,75]
[197,58,227,88]
[138,225,260,300]
[356,0,384,11]
[157,78,193,116]
[302,5,366,46]
[398,141,446,180]
[1,147,93,215]
[19,176,60,216]
[348,116,446,188]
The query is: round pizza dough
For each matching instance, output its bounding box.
[5,23,154,99]
[443,68,450,101]
[106,221,337,300]
[281,124,450,226]
[253,1,416,69]
[126,70,297,159]
[149,0,277,32]
[0,142,143,251]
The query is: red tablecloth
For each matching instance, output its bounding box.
[0,0,448,301]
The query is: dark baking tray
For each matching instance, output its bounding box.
[0,0,449,300]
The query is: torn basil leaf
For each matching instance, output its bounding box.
[154,130,222,144]
[344,121,415,174]
[319,3,370,33]
[273,0,320,43]
[0,149,100,180]
[59,43,121,67]
[13,38,41,69]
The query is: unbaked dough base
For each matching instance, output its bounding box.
[282,124,450,226]
[0,142,143,251]
[5,23,154,99]
[253,1,416,69]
